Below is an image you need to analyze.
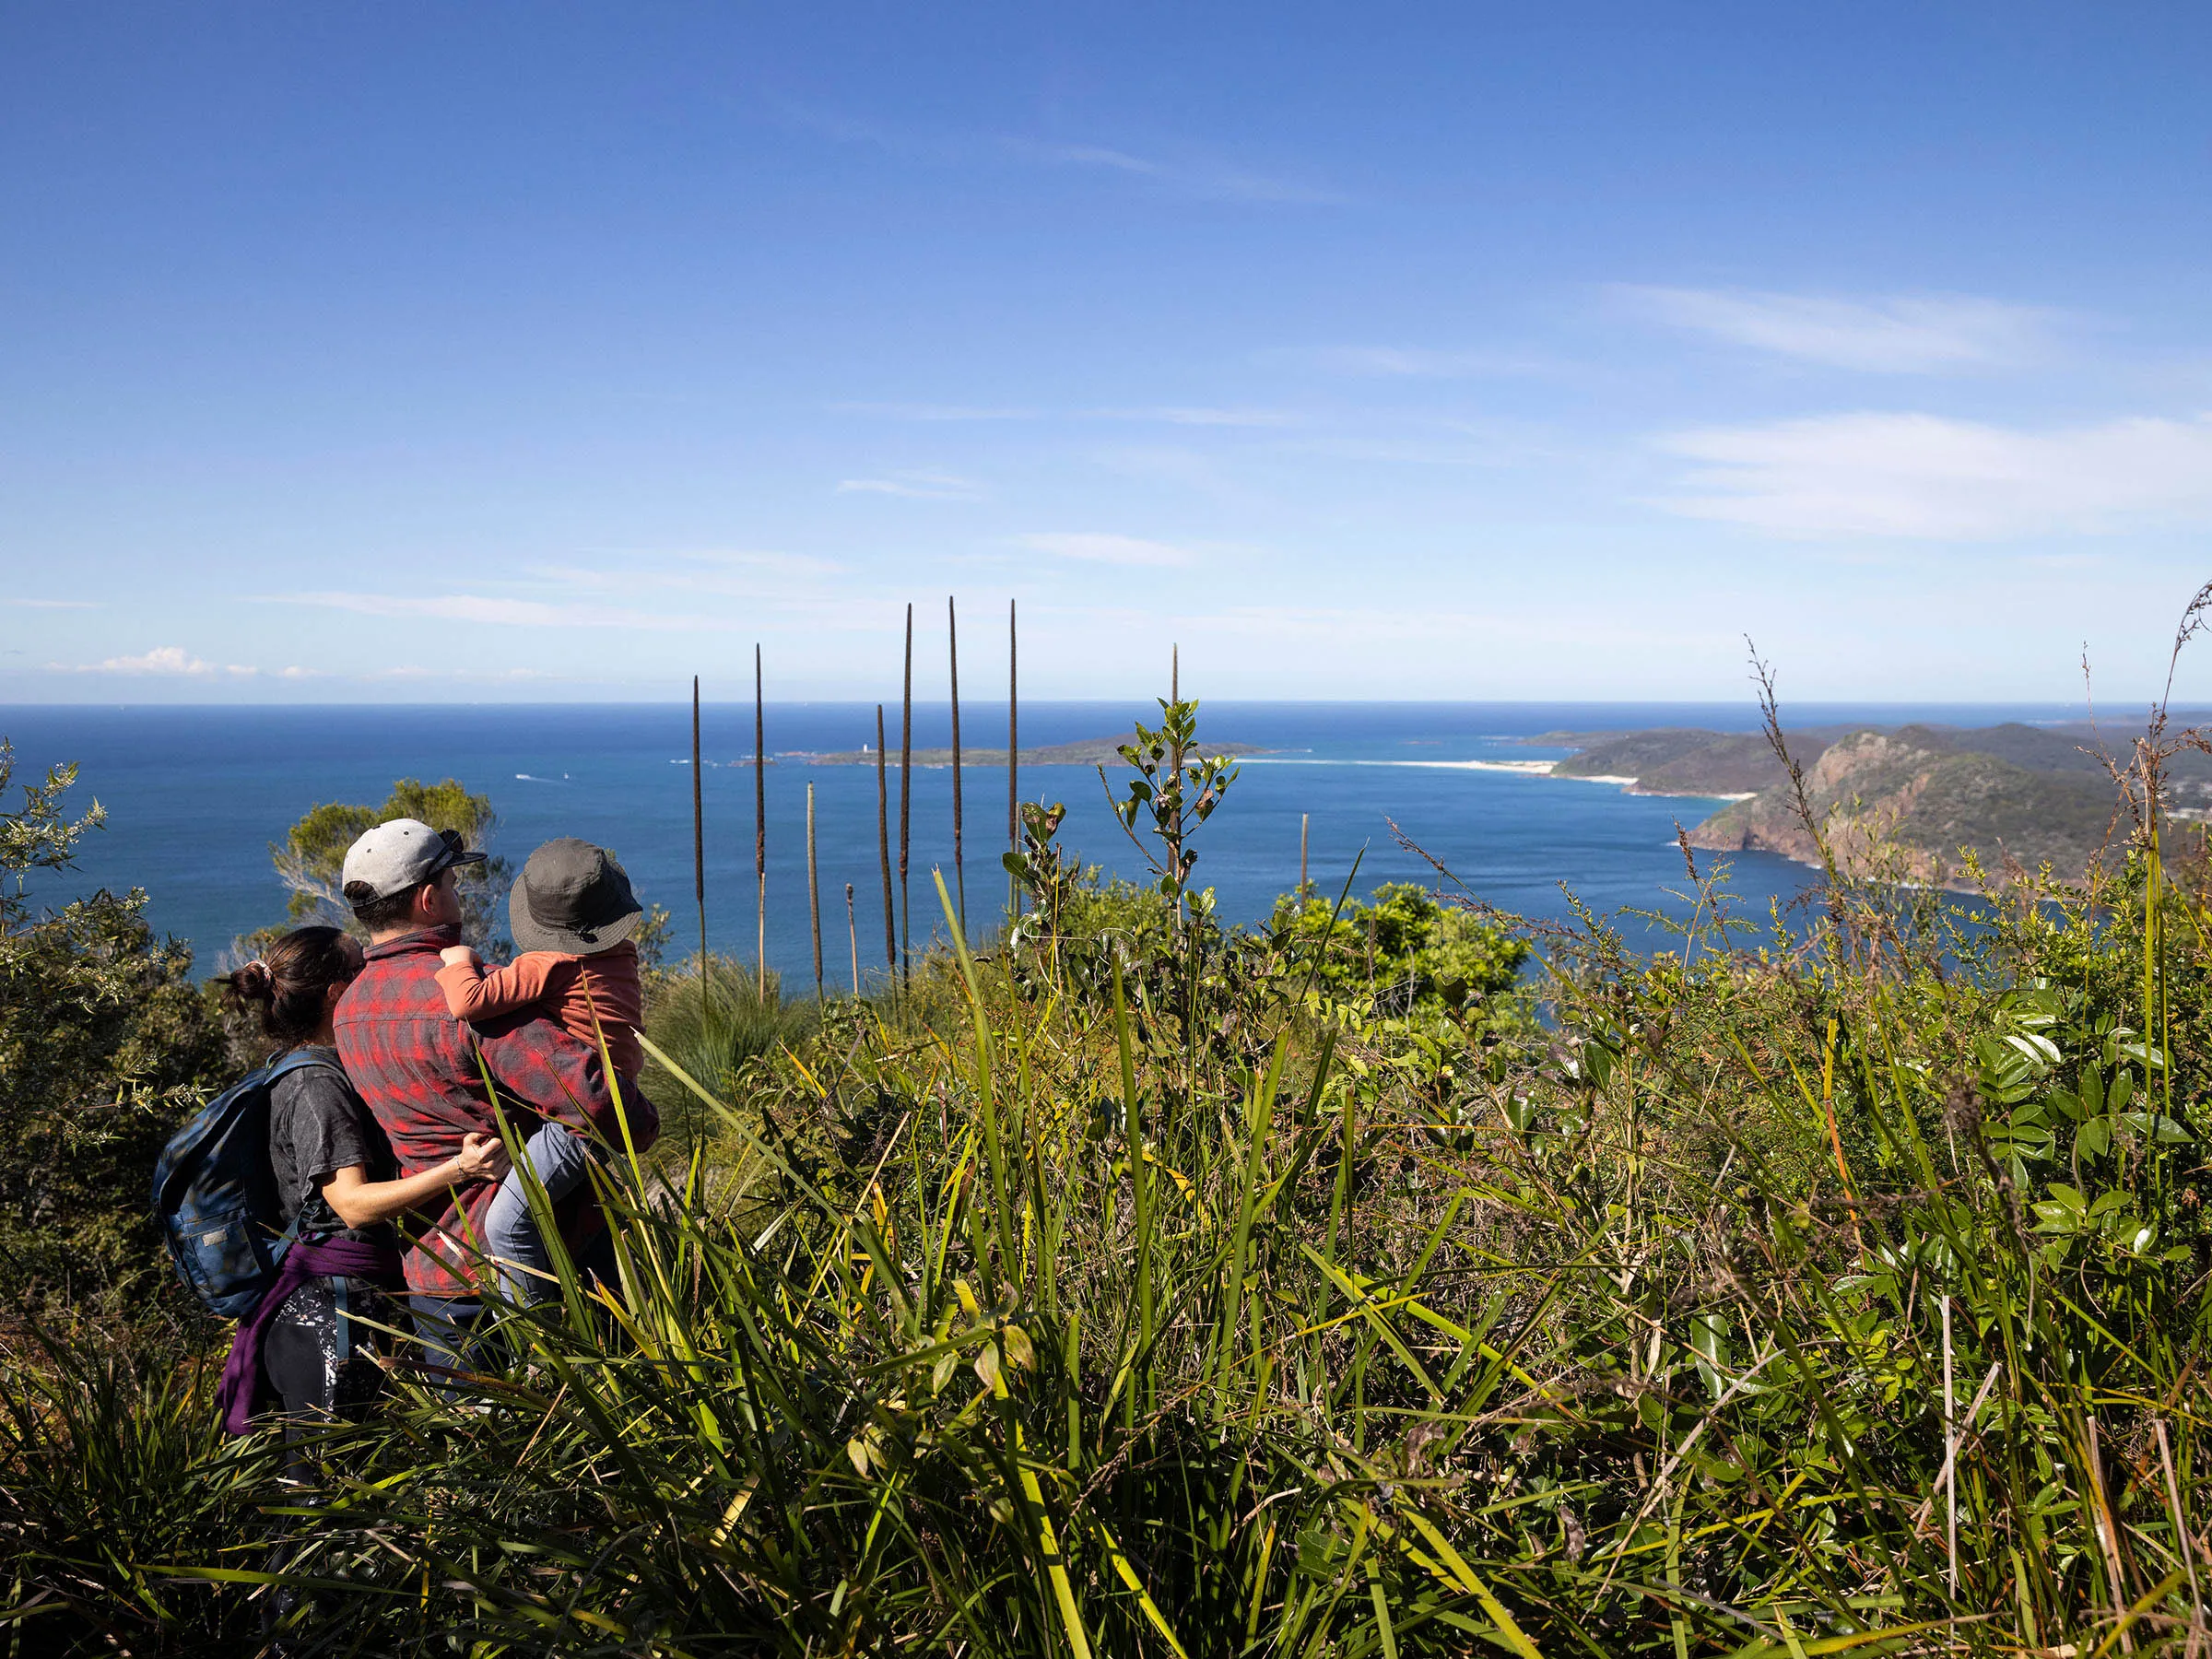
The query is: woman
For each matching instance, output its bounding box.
[214,926,508,1441]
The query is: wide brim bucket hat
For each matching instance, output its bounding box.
[509,837,646,956]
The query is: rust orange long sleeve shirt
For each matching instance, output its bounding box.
[434,940,645,1079]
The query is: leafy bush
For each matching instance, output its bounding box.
[1273,879,1529,1028]
[269,776,516,950]
[0,743,224,1330]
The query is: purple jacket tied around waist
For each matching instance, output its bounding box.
[215,1237,404,1436]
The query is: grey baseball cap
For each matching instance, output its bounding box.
[341,818,487,906]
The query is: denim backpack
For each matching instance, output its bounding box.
[152,1050,335,1318]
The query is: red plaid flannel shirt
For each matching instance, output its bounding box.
[333,925,659,1299]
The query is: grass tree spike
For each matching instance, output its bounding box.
[844,881,858,994]
[755,645,767,1001]
[1008,597,1018,912]
[806,781,822,1004]
[900,604,912,985]
[949,594,966,938]
[691,675,705,982]
[875,704,895,975]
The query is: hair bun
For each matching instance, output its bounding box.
[221,959,276,1003]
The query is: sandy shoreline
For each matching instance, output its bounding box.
[1238,754,1752,800]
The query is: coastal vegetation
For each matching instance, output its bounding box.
[1,656,2209,1653]
[272,777,514,938]
[0,742,225,1335]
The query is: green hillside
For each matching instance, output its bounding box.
[1541,720,2192,883]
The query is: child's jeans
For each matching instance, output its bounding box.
[482,1123,597,1305]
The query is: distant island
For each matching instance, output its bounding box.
[1525,723,2212,887]
[781,734,1268,769]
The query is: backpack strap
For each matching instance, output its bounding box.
[266,1205,309,1265]
[262,1048,353,1253]
[266,1047,346,1085]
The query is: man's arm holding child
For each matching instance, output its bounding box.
[470,994,660,1153]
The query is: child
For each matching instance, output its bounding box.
[435,838,646,1302]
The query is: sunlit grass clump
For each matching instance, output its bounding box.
[638,954,818,1105]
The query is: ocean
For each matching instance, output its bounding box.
[0,700,2083,983]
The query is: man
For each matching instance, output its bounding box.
[332,818,657,1373]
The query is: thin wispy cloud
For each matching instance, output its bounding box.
[1007,138,1343,205]
[1031,600,1725,655]
[836,404,1300,430]
[366,665,556,682]
[99,646,212,675]
[780,105,1340,206]
[1188,604,1728,652]
[1018,532,1199,567]
[6,597,99,610]
[52,645,258,677]
[1090,406,1300,429]
[1617,287,2061,373]
[532,549,849,606]
[836,470,986,501]
[777,107,907,150]
[263,592,734,631]
[677,549,847,579]
[1276,346,1561,379]
[1032,142,1154,175]
[1277,434,1522,468]
[1654,411,2212,537]
[1081,445,1253,505]
[832,401,1038,422]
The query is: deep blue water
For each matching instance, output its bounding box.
[0,700,2088,985]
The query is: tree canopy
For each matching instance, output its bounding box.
[273,777,512,952]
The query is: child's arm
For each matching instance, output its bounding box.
[436,949,564,1024]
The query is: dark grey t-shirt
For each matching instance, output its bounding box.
[267,1048,397,1247]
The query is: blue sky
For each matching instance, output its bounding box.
[4,3,2210,705]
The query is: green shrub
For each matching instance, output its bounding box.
[0,743,224,1331]
[1273,879,1529,1026]
[268,776,516,950]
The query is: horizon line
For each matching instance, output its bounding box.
[0,695,2180,712]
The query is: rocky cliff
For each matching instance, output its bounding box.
[1685,728,2126,886]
